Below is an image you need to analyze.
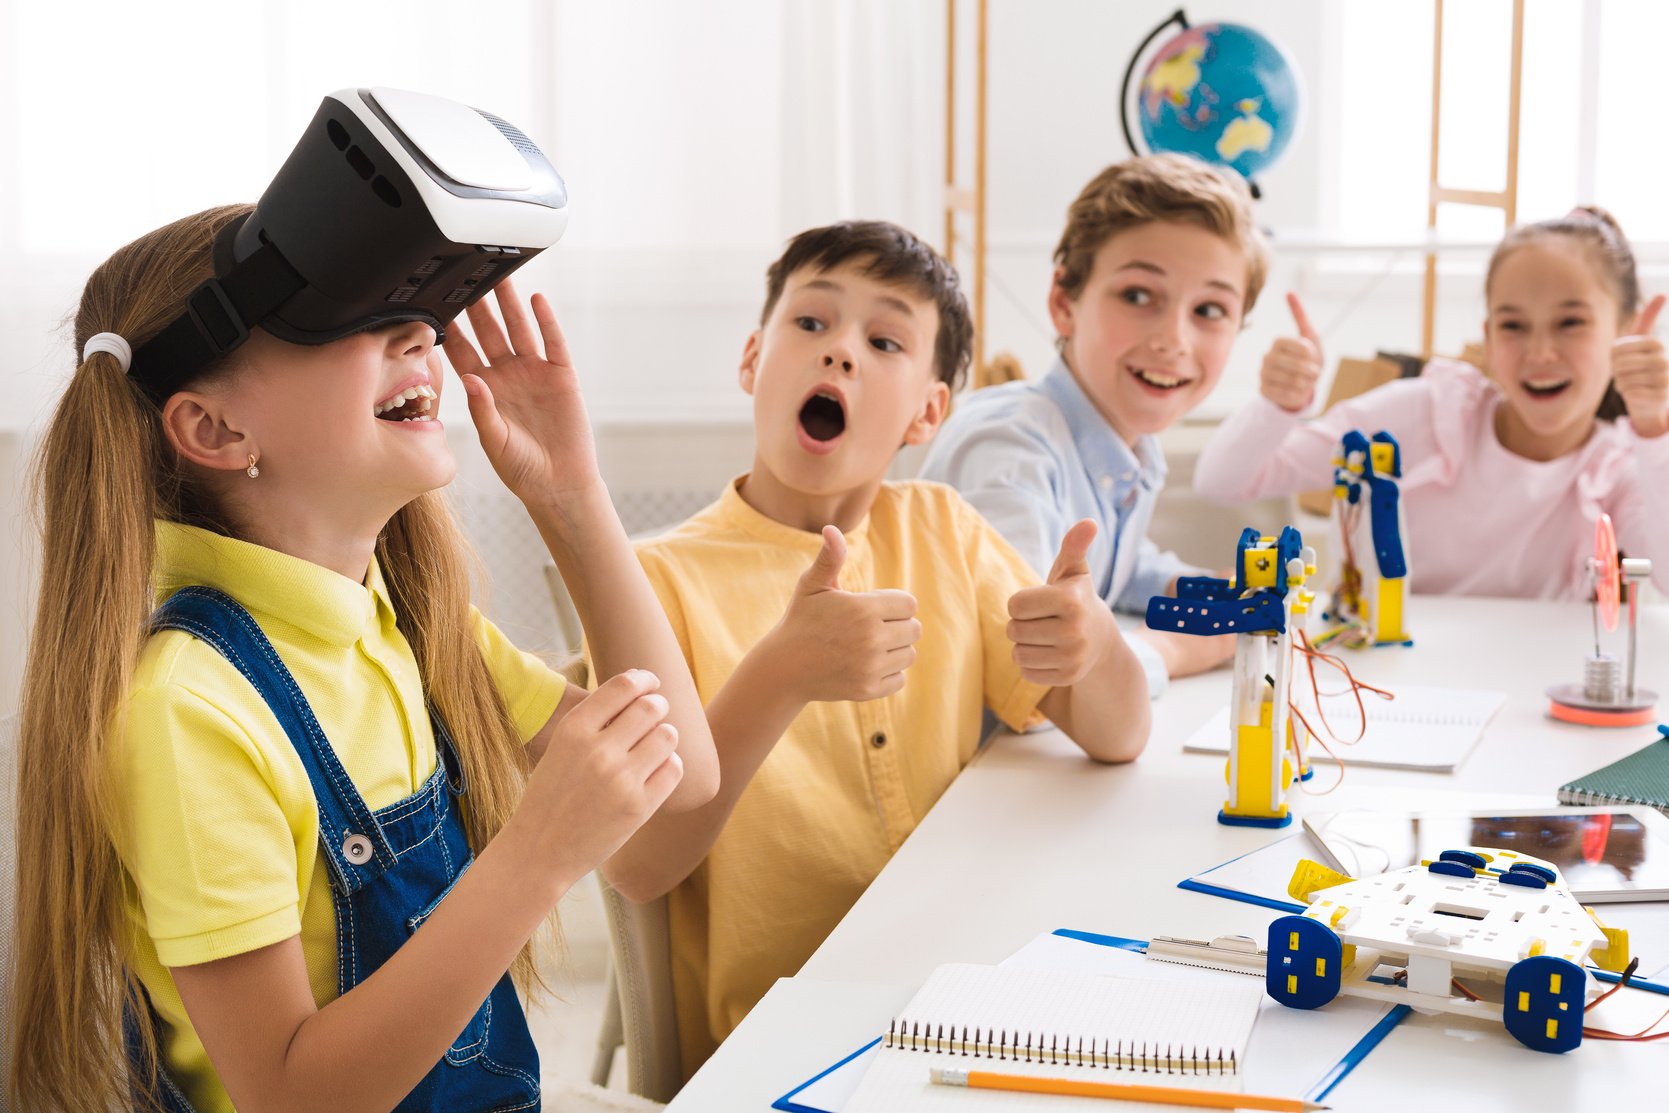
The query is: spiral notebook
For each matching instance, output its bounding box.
[1183,684,1506,772]
[1558,728,1669,815]
[840,963,1262,1111]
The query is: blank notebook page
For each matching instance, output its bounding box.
[843,963,1262,1111]
[1185,684,1506,771]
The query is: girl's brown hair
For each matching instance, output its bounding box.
[8,206,540,1112]
[1486,205,1638,421]
[1053,153,1270,313]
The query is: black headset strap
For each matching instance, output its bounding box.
[127,240,306,400]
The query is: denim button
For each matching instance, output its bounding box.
[343,833,373,864]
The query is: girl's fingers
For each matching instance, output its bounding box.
[494,279,541,356]
[442,331,485,378]
[531,293,575,369]
[464,296,514,362]
[461,373,509,449]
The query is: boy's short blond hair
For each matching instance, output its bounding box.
[1053,154,1269,314]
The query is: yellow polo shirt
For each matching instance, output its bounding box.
[112,522,565,1113]
[633,478,1049,1076]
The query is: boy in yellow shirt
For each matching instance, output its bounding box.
[600,221,1150,1076]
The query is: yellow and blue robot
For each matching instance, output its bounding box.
[1328,429,1412,647]
[1147,526,1317,828]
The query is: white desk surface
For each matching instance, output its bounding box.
[668,596,1669,1110]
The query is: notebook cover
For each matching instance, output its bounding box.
[1558,730,1669,812]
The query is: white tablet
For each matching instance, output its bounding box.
[1302,806,1669,903]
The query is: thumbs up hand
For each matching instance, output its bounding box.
[768,526,922,703]
[1260,292,1324,413]
[1615,293,1668,439]
[1005,520,1120,687]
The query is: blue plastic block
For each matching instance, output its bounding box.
[1502,956,1585,1053]
[1499,871,1547,890]
[1439,850,1489,870]
[1428,860,1477,879]
[1219,810,1294,829]
[1507,862,1558,885]
[1266,915,1342,1010]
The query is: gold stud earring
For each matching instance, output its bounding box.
[246,454,260,479]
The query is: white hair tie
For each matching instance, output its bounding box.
[82,332,133,373]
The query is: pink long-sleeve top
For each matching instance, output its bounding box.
[1193,358,1669,600]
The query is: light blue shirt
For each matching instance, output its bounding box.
[918,359,1198,697]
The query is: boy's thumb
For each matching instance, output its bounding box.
[1047,519,1098,584]
[797,526,847,594]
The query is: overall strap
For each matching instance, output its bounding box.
[150,586,398,892]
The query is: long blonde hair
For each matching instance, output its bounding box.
[8,206,539,1112]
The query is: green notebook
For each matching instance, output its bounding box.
[1558,726,1669,814]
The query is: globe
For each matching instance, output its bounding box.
[1130,20,1301,188]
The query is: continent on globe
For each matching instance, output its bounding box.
[1142,40,1207,116]
[1216,98,1274,161]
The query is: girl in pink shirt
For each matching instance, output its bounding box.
[1195,208,1669,601]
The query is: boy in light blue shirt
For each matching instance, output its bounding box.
[920,154,1270,695]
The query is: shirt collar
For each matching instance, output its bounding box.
[713,475,874,551]
[1037,358,1168,489]
[153,521,387,648]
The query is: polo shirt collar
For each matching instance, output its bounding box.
[714,476,874,550]
[153,521,386,648]
[1037,358,1168,490]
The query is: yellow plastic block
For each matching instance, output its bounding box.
[1378,578,1406,642]
[1517,992,1530,1012]
[1528,939,1546,957]
[1315,958,1327,976]
[1242,550,1278,589]
[1549,973,1562,993]
[1546,1019,1558,1040]
[1287,974,1298,995]
[1586,909,1632,973]
[1329,905,1350,927]
[1288,859,1357,904]
[1289,932,1300,951]
[1370,441,1397,475]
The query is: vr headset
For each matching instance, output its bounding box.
[129,87,568,399]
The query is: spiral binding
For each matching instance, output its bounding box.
[883,1018,1237,1075]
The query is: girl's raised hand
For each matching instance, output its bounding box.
[1260,292,1323,413]
[1616,293,1669,439]
[444,278,602,503]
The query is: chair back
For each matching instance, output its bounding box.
[597,877,682,1102]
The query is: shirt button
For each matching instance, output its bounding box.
[870,731,888,749]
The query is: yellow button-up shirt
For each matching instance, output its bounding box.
[113,522,565,1113]
[634,479,1048,1075]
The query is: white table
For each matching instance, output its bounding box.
[669,597,1669,1110]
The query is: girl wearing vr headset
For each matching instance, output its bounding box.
[9,203,717,1113]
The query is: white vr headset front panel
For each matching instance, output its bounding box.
[336,88,569,249]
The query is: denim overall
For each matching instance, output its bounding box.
[132,586,541,1112]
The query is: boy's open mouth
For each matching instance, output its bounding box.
[1522,379,1572,399]
[798,389,847,442]
[374,383,437,421]
[1129,364,1191,392]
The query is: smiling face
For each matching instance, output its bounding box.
[1049,221,1246,444]
[1485,239,1625,457]
[208,320,455,525]
[739,260,949,523]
